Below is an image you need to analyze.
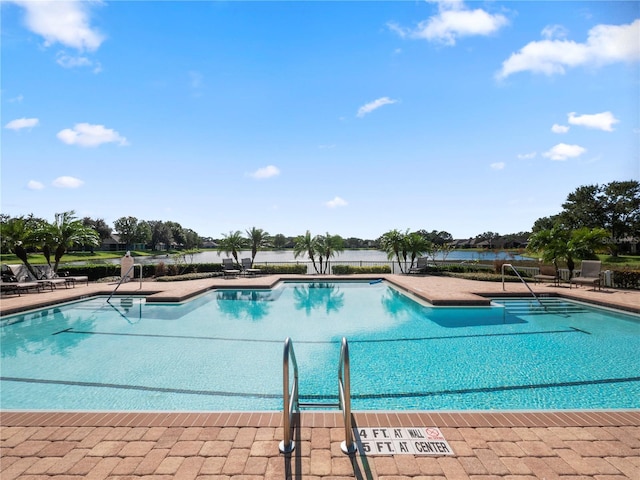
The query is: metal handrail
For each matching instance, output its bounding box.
[501,263,545,309]
[107,263,142,303]
[338,337,357,454]
[279,337,299,453]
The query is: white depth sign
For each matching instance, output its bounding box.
[355,427,454,456]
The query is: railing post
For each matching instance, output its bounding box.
[279,338,296,453]
[339,338,357,454]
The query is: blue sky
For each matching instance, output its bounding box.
[2,1,639,240]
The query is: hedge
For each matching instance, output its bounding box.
[611,269,640,289]
[332,265,391,274]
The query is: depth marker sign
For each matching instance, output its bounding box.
[355,427,454,456]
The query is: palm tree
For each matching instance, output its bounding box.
[0,215,43,277]
[39,211,100,273]
[217,230,247,265]
[293,230,319,274]
[315,232,344,274]
[245,227,270,265]
[528,226,609,279]
[379,229,407,273]
[404,232,431,269]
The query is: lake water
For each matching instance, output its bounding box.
[98,249,530,265]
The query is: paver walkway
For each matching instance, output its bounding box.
[2,410,639,479]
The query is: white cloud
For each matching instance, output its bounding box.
[389,0,508,46]
[5,117,39,130]
[497,19,640,79]
[543,143,587,161]
[517,152,537,160]
[325,196,348,208]
[10,0,104,51]
[568,111,619,132]
[56,51,102,73]
[357,97,397,118]
[250,165,280,179]
[541,24,569,40]
[551,124,570,134]
[52,176,84,188]
[57,123,129,147]
[27,180,44,190]
[490,162,505,170]
[8,94,24,103]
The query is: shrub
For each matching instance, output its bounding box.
[256,264,307,274]
[611,269,640,289]
[156,272,221,282]
[332,265,391,274]
[155,262,167,277]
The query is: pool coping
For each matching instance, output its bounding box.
[2,409,640,429]
[2,273,639,317]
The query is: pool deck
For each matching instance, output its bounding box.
[2,274,639,479]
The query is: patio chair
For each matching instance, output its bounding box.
[222,258,241,278]
[408,257,428,274]
[241,258,261,276]
[534,264,560,286]
[1,264,44,295]
[37,265,89,287]
[570,260,602,290]
[6,264,67,290]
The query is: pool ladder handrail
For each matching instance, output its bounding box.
[279,337,299,454]
[501,263,546,309]
[279,337,357,455]
[106,263,143,304]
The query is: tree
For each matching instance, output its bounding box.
[183,229,201,249]
[532,215,560,233]
[245,227,271,265]
[39,211,100,272]
[113,216,139,249]
[82,217,112,243]
[416,230,452,246]
[148,220,173,250]
[217,230,246,265]
[559,184,605,230]
[476,231,501,249]
[404,232,431,269]
[379,229,407,273]
[527,226,609,279]
[165,221,185,247]
[293,230,319,273]
[314,233,344,274]
[273,234,286,249]
[0,214,46,276]
[551,180,640,255]
[602,181,640,250]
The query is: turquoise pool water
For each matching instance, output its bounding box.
[1,281,638,411]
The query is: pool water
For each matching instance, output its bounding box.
[1,281,638,411]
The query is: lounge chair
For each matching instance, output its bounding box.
[570,260,602,290]
[37,265,89,287]
[222,258,241,278]
[1,265,43,295]
[534,264,560,286]
[408,257,428,274]
[241,258,261,276]
[6,264,67,290]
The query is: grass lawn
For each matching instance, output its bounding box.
[0,250,154,265]
[599,254,640,269]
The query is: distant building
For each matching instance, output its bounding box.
[100,234,147,252]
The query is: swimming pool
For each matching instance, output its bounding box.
[1,281,638,411]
